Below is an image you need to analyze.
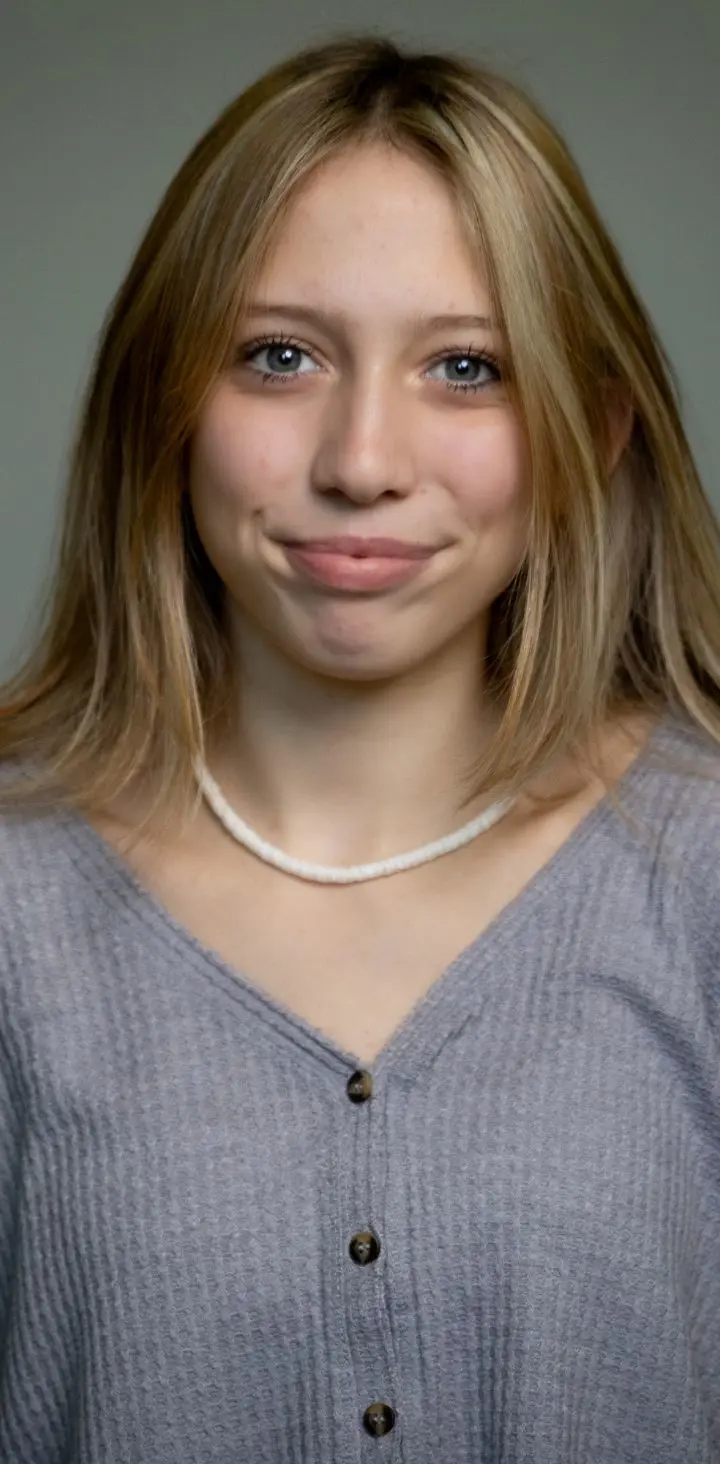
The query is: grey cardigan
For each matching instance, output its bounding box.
[1,710,719,1463]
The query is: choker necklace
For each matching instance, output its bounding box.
[193,759,519,885]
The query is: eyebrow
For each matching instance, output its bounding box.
[242,303,497,334]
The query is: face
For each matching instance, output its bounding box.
[188,143,530,682]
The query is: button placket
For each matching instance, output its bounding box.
[344,1069,399,1447]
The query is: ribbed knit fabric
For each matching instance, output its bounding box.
[1,710,720,1463]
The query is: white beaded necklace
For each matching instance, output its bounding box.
[194,759,519,885]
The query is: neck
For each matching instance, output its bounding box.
[207,621,505,867]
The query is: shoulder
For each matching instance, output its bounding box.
[0,760,98,974]
[632,711,720,965]
[0,758,74,870]
[0,763,134,1069]
[642,710,720,847]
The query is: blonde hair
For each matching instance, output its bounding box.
[2,32,720,838]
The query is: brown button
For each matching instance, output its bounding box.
[349,1230,381,1266]
[363,1402,396,1436]
[346,1069,373,1103]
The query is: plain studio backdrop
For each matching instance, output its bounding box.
[0,0,718,678]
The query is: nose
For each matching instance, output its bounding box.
[310,373,416,504]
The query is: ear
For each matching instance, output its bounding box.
[602,381,635,475]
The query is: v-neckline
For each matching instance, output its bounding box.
[59,712,672,1081]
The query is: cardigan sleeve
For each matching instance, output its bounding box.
[0,973,24,1357]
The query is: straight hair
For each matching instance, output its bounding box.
[1,33,719,847]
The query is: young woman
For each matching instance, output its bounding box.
[1,32,719,1464]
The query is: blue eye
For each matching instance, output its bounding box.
[427,352,502,393]
[237,335,502,394]
[241,336,315,382]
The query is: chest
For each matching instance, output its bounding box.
[24,943,720,1463]
[114,803,580,1065]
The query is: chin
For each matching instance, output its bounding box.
[289,631,438,684]
[238,595,466,683]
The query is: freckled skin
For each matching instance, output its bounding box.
[189,143,530,683]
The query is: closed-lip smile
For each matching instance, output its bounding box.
[282,536,439,558]
[278,535,446,591]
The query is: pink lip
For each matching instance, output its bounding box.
[282,541,438,591]
[285,536,437,558]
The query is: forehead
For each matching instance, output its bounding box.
[252,144,488,316]
[283,142,457,225]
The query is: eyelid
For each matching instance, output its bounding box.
[239,332,324,363]
[427,344,501,370]
[239,335,501,371]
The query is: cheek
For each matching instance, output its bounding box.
[447,415,528,521]
[188,388,305,517]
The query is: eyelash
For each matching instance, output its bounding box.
[236,333,502,394]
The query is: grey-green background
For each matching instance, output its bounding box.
[1,0,718,677]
